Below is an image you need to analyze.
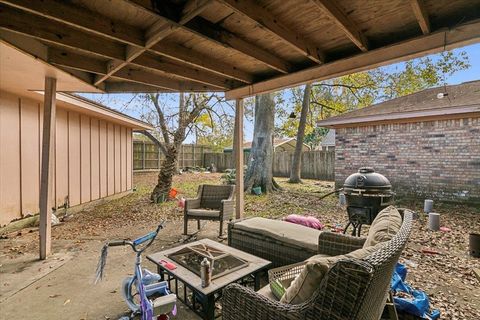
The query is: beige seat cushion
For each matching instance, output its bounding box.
[257,284,278,301]
[363,206,402,248]
[234,217,321,252]
[280,244,381,304]
[186,209,220,217]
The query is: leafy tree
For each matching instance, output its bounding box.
[278,51,470,149]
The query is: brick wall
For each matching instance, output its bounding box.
[334,117,480,204]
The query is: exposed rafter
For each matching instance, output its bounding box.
[47,47,239,90]
[185,17,293,73]
[0,5,125,60]
[128,1,293,73]
[0,0,144,46]
[0,29,103,91]
[219,0,324,64]
[104,81,168,93]
[410,0,431,34]
[151,42,255,83]
[48,49,223,92]
[94,0,212,86]
[0,0,254,84]
[311,0,368,52]
[105,67,222,92]
[226,19,480,99]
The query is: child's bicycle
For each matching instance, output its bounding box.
[95,223,177,320]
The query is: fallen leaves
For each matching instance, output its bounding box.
[1,172,479,319]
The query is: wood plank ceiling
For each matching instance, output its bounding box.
[1,0,479,97]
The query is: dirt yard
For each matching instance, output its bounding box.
[1,172,479,319]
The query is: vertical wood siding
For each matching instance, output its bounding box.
[0,91,134,225]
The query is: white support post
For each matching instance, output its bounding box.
[234,98,244,219]
[39,77,56,260]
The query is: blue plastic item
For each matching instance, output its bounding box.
[391,263,440,319]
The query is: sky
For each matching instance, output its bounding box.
[80,43,480,143]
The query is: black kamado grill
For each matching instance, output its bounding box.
[342,167,395,236]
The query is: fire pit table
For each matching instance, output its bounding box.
[147,239,271,320]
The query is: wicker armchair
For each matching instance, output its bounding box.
[223,210,414,320]
[184,184,235,237]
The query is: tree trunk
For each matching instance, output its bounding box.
[244,93,281,193]
[289,84,311,183]
[150,143,178,202]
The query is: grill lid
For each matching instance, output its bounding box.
[343,167,392,191]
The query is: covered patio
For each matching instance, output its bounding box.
[1,0,479,258]
[1,0,480,319]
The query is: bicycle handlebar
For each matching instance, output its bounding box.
[108,222,165,252]
[108,240,126,247]
[133,232,156,246]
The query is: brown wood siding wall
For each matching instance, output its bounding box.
[0,90,134,225]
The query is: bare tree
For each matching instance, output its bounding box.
[289,83,311,183]
[138,93,231,202]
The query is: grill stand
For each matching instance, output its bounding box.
[343,220,363,237]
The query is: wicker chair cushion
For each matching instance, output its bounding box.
[280,244,380,304]
[257,284,278,300]
[234,217,321,252]
[363,205,402,248]
[259,278,293,301]
[186,209,221,217]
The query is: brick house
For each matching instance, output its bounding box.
[317,81,480,204]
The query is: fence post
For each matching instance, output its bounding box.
[182,145,185,169]
[142,141,145,170]
[192,144,195,168]
[157,146,161,169]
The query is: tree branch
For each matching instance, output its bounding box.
[149,93,171,145]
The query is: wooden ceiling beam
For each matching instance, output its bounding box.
[185,17,293,73]
[94,0,212,86]
[311,0,368,52]
[105,67,222,92]
[129,1,292,73]
[0,5,126,60]
[104,81,170,93]
[47,48,108,75]
[225,20,480,99]
[0,30,103,91]
[134,54,241,89]
[47,46,237,90]
[1,0,254,84]
[0,0,144,47]
[219,0,324,64]
[150,42,254,83]
[410,0,431,34]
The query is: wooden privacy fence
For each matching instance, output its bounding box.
[133,141,211,170]
[204,150,335,180]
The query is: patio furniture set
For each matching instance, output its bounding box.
[149,183,414,320]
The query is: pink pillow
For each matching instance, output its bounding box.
[284,214,324,230]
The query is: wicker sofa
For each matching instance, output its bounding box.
[227,217,322,267]
[223,209,413,320]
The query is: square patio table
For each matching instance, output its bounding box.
[147,238,271,320]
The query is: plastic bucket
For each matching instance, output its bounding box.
[168,188,179,199]
[470,233,480,258]
[252,186,262,195]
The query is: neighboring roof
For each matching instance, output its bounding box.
[317,81,480,127]
[34,91,153,130]
[1,1,479,99]
[321,129,335,146]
